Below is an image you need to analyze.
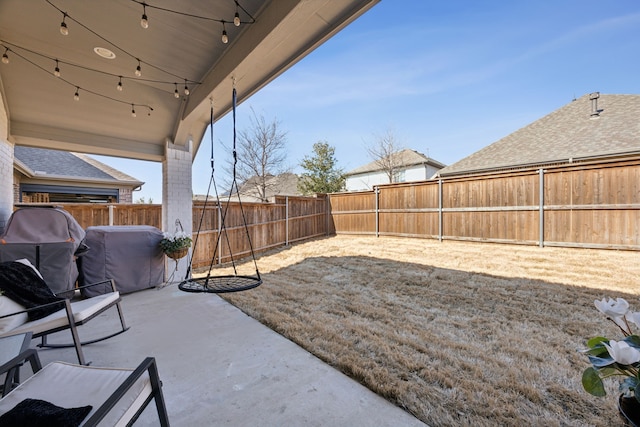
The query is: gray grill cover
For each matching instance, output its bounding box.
[0,207,86,295]
[80,226,165,296]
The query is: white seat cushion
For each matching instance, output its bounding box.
[0,361,151,427]
[0,292,120,337]
[0,296,28,333]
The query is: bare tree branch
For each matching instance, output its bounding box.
[226,107,289,202]
[365,128,405,183]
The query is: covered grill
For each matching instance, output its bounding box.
[0,206,87,295]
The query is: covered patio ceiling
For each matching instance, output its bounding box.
[0,0,379,162]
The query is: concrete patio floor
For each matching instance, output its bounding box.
[31,284,426,426]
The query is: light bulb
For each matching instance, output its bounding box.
[135,62,142,77]
[140,4,149,28]
[221,29,228,44]
[74,88,80,101]
[54,60,60,77]
[1,50,8,64]
[184,82,190,96]
[131,105,136,117]
[60,14,69,35]
[234,12,241,27]
[117,77,123,91]
[174,83,180,98]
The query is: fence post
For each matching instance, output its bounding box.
[539,168,545,248]
[325,195,330,236]
[285,196,289,246]
[374,186,380,237]
[108,204,114,226]
[438,178,443,242]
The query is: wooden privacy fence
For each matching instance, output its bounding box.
[21,196,329,270]
[329,158,640,250]
[190,195,328,269]
[16,158,639,258]
[45,203,162,229]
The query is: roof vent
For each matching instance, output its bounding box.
[590,92,600,118]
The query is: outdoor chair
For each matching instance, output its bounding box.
[0,349,169,426]
[0,260,129,365]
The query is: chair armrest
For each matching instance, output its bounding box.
[81,357,161,426]
[0,348,42,376]
[0,300,66,320]
[54,279,117,299]
[74,279,117,294]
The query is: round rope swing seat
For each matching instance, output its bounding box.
[178,83,262,294]
[179,275,262,294]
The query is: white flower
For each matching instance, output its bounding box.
[603,340,640,365]
[594,297,629,318]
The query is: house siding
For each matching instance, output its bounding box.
[346,164,433,191]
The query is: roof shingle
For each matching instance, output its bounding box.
[438,93,640,176]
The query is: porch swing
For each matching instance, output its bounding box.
[178,86,262,293]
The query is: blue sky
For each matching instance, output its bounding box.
[96,0,640,202]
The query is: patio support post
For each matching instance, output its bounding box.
[0,94,12,234]
[162,139,193,283]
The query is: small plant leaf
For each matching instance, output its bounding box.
[587,336,608,348]
[625,335,640,349]
[587,354,615,368]
[582,367,606,397]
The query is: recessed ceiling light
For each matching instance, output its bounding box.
[94,47,116,59]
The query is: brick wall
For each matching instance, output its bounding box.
[119,187,133,204]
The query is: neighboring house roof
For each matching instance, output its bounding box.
[438,93,640,177]
[346,149,446,176]
[14,147,143,186]
[194,173,301,203]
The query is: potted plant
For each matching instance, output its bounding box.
[582,297,640,425]
[159,231,192,260]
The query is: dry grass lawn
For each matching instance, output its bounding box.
[210,235,640,426]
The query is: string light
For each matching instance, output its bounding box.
[221,22,228,44]
[54,59,60,77]
[174,83,180,98]
[135,59,142,77]
[60,12,69,35]
[140,3,149,29]
[1,48,8,64]
[234,1,242,27]
[44,1,205,85]
[131,104,136,117]
[3,39,200,104]
[0,41,156,116]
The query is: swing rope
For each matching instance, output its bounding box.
[179,85,262,293]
